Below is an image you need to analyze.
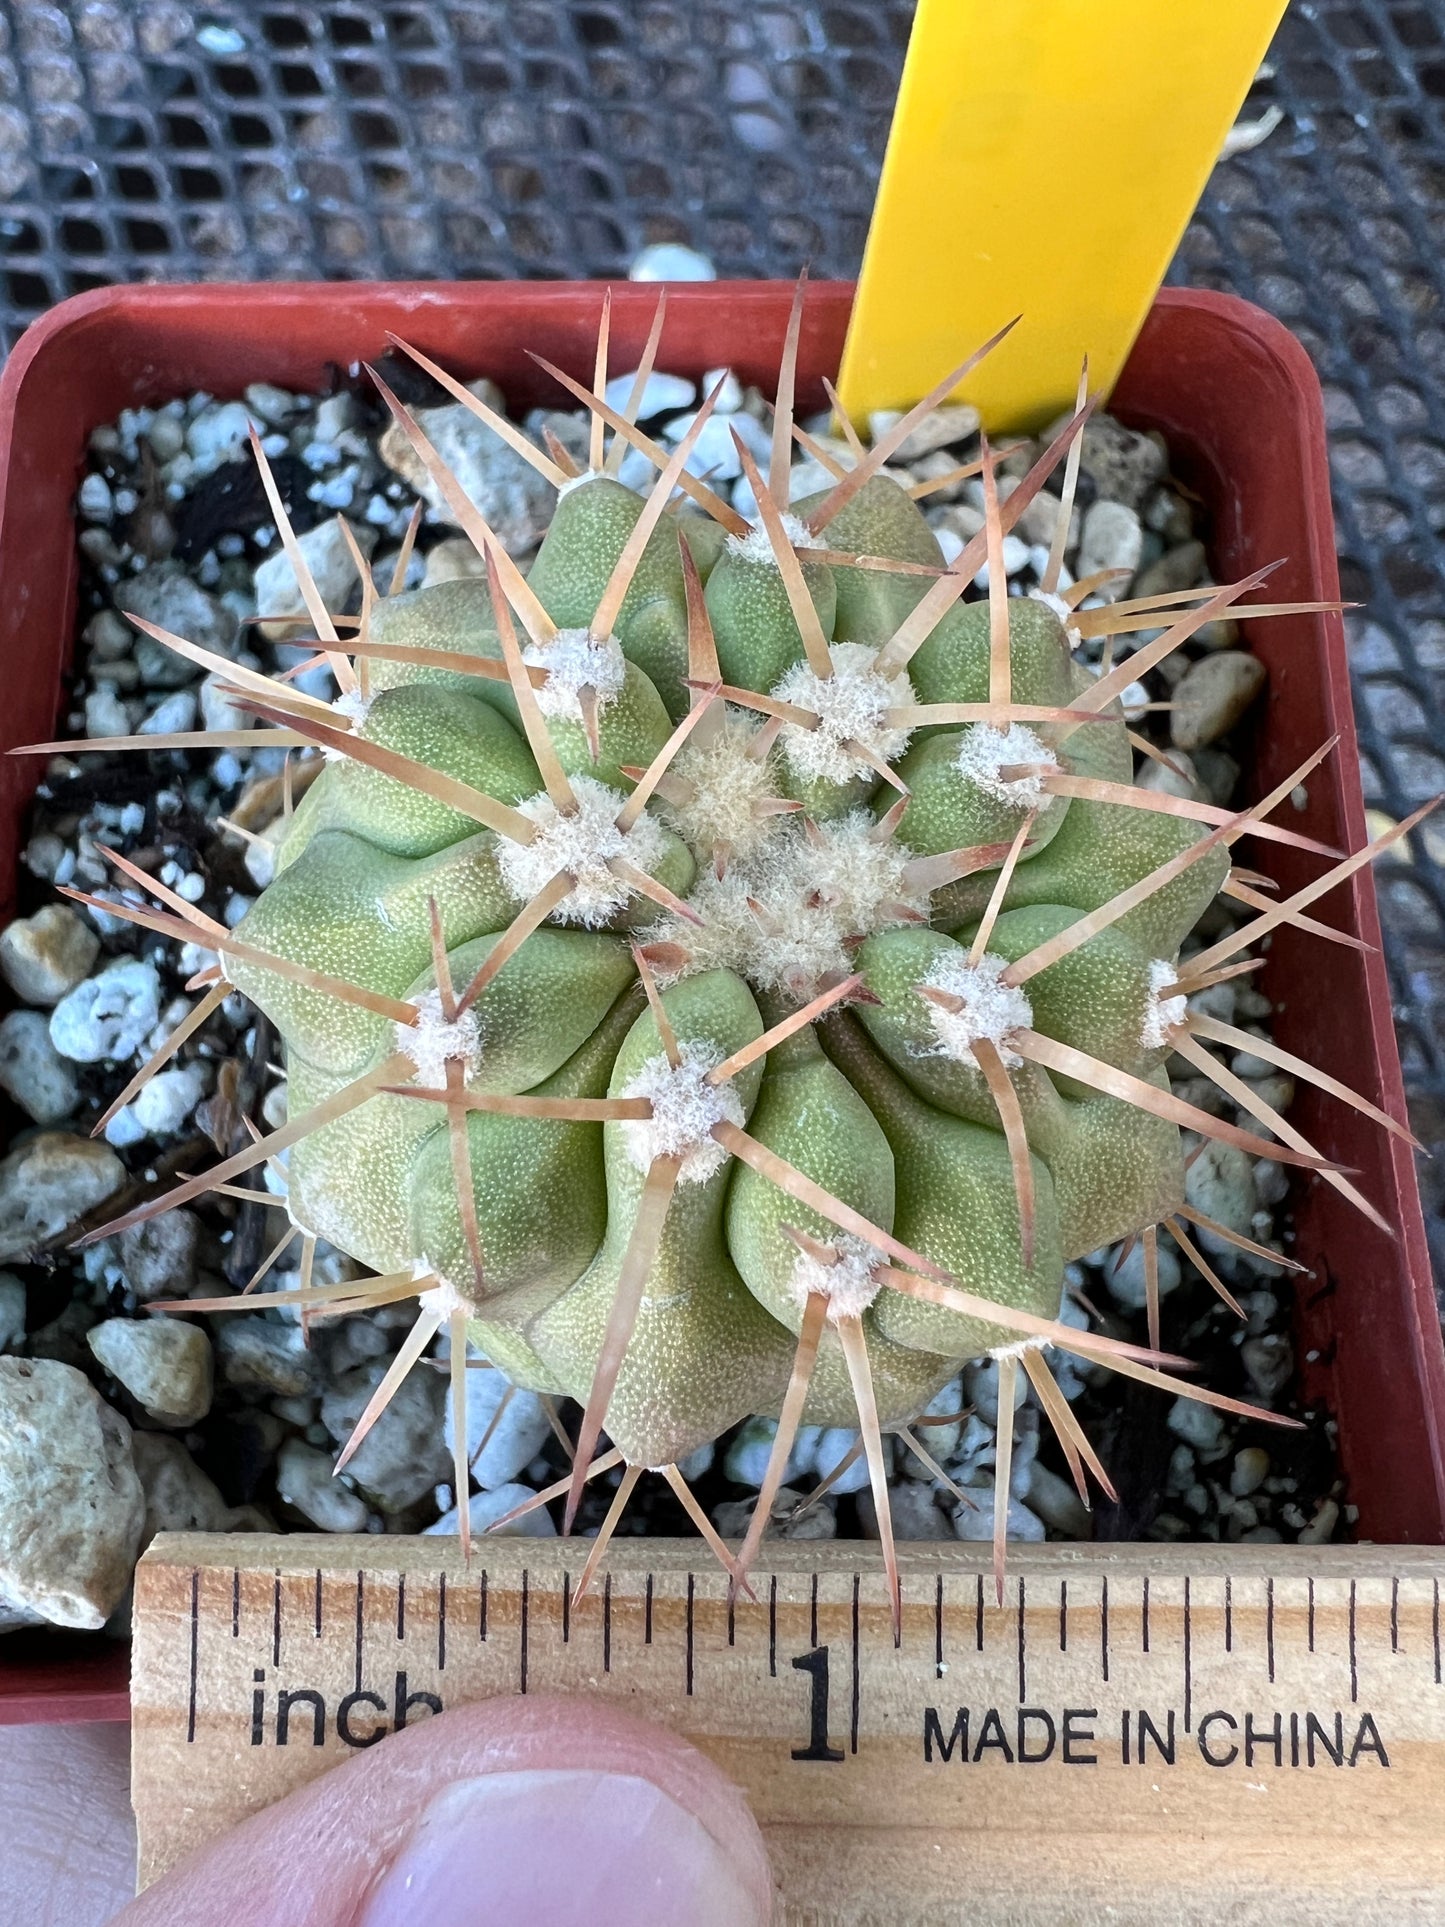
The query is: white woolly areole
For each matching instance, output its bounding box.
[1140,958,1187,1050]
[332,684,374,727]
[644,869,762,985]
[495,774,666,928]
[418,1277,468,1318]
[779,811,926,935]
[990,1335,1050,1361]
[643,817,926,1002]
[920,951,1033,1069]
[726,512,824,566]
[395,987,483,1088]
[954,722,1058,810]
[663,717,785,866]
[523,628,626,723]
[556,468,606,501]
[744,913,853,1004]
[325,684,375,758]
[1030,589,1072,624]
[413,1256,481,1318]
[773,642,915,788]
[619,1039,745,1184]
[787,1232,884,1323]
[1028,587,1083,652]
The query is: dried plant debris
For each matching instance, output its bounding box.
[0,292,1416,1638]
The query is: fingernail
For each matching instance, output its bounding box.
[359,1767,768,1927]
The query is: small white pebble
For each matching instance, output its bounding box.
[310,474,355,510]
[77,474,114,523]
[629,243,716,282]
[702,366,744,413]
[1166,1396,1226,1455]
[602,370,695,418]
[1230,1447,1270,1498]
[1119,680,1150,718]
[972,536,1030,589]
[84,688,130,740]
[1297,1498,1339,1544]
[197,22,246,54]
[140,690,198,736]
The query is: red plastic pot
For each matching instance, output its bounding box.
[0,281,1438,1725]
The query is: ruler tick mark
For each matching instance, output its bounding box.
[527,1572,539,1695]
[313,1569,322,1639]
[479,1570,487,1643]
[850,1573,861,1755]
[438,1573,447,1672]
[1225,1574,1233,1653]
[1059,1579,1067,1653]
[1307,1576,1315,1653]
[935,1573,945,1675]
[272,1572,281,1669]
[1101,1575,1110,1683]
[561,1571,571,1644]
[645,1572,654,1646]
[1349,1579,1358,1704]
[1141,1575,1150,1653]
[186,1568,199,1745]
[1183,1575,1192,1734]
[1391,1575,1399,1653]
[975,1574,984,1652]
[396,1574,405,1641]
[686,1573,695,1697]
[768,1575,777,1678]
[1267,1577,1276,1684]
[603,1573,612,1674]
[354,1572,364,1694]
[810,1571,819,1650]
[1017,1576,1026,1703]
[231,1567,239,1639]
[1434,1579,1441,1686]
[728,1588,735,1648]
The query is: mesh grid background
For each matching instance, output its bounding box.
[2,0,1444,1268]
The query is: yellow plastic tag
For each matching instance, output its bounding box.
[837,0,1288,431]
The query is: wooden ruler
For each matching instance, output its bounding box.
[133,1535,1445,1923]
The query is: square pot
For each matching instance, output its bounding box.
[0,280,1438,1723]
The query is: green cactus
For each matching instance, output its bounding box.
[71,294,1422,1614]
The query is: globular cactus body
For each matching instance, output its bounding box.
[232,436,1206,1519]
[72,295,1421,1603]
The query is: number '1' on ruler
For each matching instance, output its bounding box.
[133,1535,1445,1923]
